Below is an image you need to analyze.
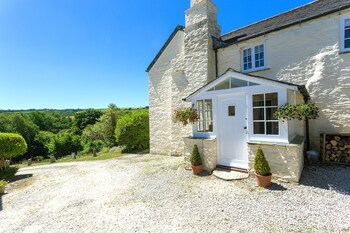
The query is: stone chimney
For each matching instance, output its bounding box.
[184,0,221,88]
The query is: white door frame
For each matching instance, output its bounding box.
[217,93,248,169]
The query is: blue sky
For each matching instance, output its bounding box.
[0,0,312,110]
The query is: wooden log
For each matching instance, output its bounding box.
[335,136,341,142]
[326,144,332,150]
[331,140,338,146]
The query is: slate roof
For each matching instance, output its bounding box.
[146,25,185,72]
[217,0,350,48]
[183,68,310,101]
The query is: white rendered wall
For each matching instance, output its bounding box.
[217,9,350,150]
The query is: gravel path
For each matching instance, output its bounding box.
[0,154,350,233]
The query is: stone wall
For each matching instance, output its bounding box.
[183,137,217,172]
[217,8,350,151]
[247,136,305,182]
[149,0,221,155]
[148,32,185,155]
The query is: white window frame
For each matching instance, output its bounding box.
[340,16,350,53]
[252,92,279,136]
[196,99,213,133]
[242,44,266,72]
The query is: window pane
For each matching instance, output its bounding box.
[266,122,279,135]
[231,78,248,88]
[346,39,350,49]
[228,106,235,116]
[266,107,277,120]
[206,111,212,122]
[205,100,212,110]
[265,93,278,106]
[215,79,230,90]
[345,19,350,27]
[345,29,350,39]
[253,108,265,120]
[254,122,265,134]
[197,101,203,111]
[249,82,259,86]
[253,94,264,107]
[198,121,204,131]
[243,48,252,71]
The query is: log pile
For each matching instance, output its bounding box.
[321,133,350,164]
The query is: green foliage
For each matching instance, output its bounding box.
[274,102,319,121]
[115,111,149,152]
[72,109,103,135]
[0,167,19,180]
[172,107,199,126]
[0,133,27,170]
[254,147,271,176]
[190,144,202,166]
[0,180,8,187]
[28,111,72,133]
[33,131,55,158]
[50,132,83,158]
[0,133,27,159]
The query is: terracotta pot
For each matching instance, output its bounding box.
[255,173,272,188]
[191,165,203,175]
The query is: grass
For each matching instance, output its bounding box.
[13,149,125,169]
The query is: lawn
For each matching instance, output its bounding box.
[12,149,124,169]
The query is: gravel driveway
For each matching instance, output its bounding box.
[1,154,349,233]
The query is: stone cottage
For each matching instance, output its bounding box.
[147,0,350,182]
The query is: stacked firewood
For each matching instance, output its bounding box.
[322,134,350,163]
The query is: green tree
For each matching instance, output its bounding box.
[0,114,39,160]
[0,133,27,170]
[72,109,103,135]
[115,111,149,152]
[50,132,82,158]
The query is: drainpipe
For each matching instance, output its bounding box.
[305,118,310,151]
[215,49,218,78]
[303,95,310,151]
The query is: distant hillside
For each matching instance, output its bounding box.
[0,107,149,116]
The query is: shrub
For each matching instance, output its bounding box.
[33,156,45,162]
[0,133,27,170]
[50,132,83,158]
[101,147,110,153]
[115,111,149,152]
[0,167,19,180]
[254,147,271,176]
[0,180,8,187]
[190,145,202,166]
[274,102,319,121]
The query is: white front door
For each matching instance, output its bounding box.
[218,94,248,169]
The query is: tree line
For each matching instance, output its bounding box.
[0,104,149,163]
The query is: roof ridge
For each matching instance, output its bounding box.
[222,0,317,38]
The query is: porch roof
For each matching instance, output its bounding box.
[183,68,310,101]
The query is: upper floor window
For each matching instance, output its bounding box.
[242,44,265,72]
[341,17,350,52]
[197,99,213,132]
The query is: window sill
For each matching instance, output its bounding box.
[339,50,350,55]
[242,67,271,74]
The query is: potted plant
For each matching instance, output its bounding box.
[190,144,203,175]
[0,180,8,194]
[172,107,199,127]
[254,147,272,187]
